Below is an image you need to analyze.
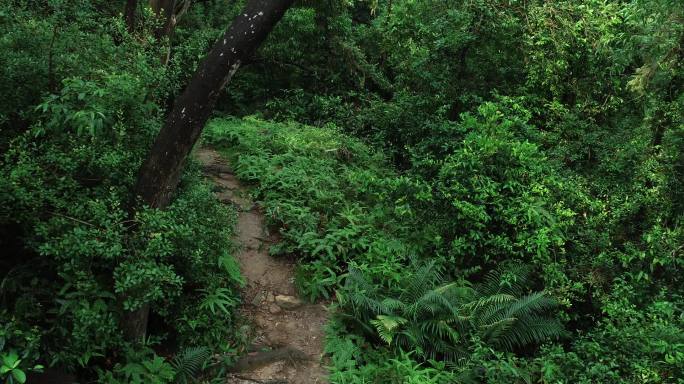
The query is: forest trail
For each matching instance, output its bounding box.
[195,148,328,384]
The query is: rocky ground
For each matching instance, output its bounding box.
[196,148,328,384]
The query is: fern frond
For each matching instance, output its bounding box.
[418,319,460,344]
[218,252,245,287]
[464,293,515,314]
[404,291,444,318]
[492,315,565,350]
[370,315,407,344]
[399,261,442,303]
[479,263,531,296]
[468,296,513,327]
[479,317,516,347]
[440,283,475,303]
[199,287,237,315]
[336,262,564,362]
[380,297,404,313]
[504,291,557,319]
[171,346,211,384]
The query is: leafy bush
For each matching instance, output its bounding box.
[2,0,683,382]
[205,117,417,299]
[534,285,684,383]
[0,1,244,377]
[407,103,576,283]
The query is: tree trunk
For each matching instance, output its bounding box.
[149,0,193,64]
[121,303,149,343]
[124,0,138,32]
[124,0,295,342]
[150,0,177,40]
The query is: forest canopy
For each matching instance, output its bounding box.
[1,0,683,383]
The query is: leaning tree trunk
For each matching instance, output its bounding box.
[123,0,295,342]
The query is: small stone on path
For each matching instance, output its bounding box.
[275,295,303,310]
[252,291,265,306]
[269,304,282,314]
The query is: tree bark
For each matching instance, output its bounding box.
[121,303,149,343]
[124,0,295,342]
[124,0,138,32]
[150,0,177,40]
[153,0,177,64]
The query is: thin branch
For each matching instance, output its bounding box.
[47,211,100,229]
[173,0,192,26]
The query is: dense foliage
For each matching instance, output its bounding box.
[0,1,244,382]
[1,0,683,382]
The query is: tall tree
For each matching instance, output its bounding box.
[124,0,295,341]
[124,0,137,32]
[149,0,185,40]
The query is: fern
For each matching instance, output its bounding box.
[371,315,408,344]
[171,346,211,384]
[198,287,236,315]
[478,263,531,296]
[336,263,565,364]
[217,251,245,287]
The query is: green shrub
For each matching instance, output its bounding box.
[205,117,415,299]
[0,2,243,375]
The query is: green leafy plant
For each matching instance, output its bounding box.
[1,352,26,384]
[199,287,238,316]
[337,262,564,363]
[100,355,176,384]
[2,0,684,382]
[0,350,43,384]
[171,346,211,384]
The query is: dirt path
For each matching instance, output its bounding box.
[196,148,328,384]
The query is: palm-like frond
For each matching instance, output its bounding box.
[490,315,565,351]
[478,263,531,296]
[370,315,408,344]
[504,291,557,319]
[398,260,443,303]
[198,287,236,315]
[405,288,456,318]
[336,263,564,364]
[171,346,211,384]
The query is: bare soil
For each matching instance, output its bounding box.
[196,148,328,384]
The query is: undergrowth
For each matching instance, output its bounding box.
[203,116,567,382]
[205,116,423,301]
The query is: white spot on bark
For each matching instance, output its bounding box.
[229,60,242,77]
[218,60,242,90]
[223,39,227,45]
[220,52,224,56]
[258,11,263,16]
